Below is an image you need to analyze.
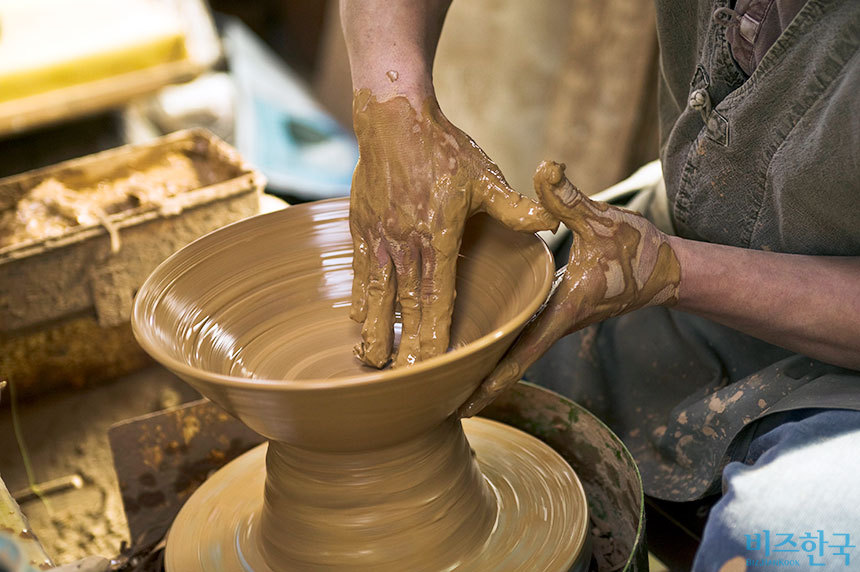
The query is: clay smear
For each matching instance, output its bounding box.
[533,160,680,329]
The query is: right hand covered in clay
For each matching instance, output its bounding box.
[349,90,559,368]
[458,161,682,418]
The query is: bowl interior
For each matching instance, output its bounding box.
[134,199,552,390]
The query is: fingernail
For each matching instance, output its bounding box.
[547,162,564,185]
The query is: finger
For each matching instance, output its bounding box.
[418,244,458,361]
[353,246,396,368]
[458,276,574,418]
[391,242,422,368]
[474,160,560,233]
[349,223,371,323]
[532,161,604,234]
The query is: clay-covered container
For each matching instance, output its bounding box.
[132,198,554,451]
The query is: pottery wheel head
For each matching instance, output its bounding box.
[132,198,554,449]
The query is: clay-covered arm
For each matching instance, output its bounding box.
[669,237,860,371]
[341,1,559,369]
[459,162,860,418]
[460,161,680,417]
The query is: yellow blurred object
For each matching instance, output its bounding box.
[0,0,188,102]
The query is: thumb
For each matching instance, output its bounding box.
[474,158,560,233]
[532,161,603,235]
[458,269,573,418]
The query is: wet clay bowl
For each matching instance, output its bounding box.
[132,198,591,571]
[132,198,554,450]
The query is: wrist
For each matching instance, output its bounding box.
[634,231,683,310]
[351,80,439,132]
[665,234,691,307]
[341,0,449,106]
[349,57,434,108]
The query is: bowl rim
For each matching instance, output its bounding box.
[131,198,555,391]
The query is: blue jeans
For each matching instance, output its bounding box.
[693,409,860,571]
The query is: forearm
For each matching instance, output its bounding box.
[669,236,860,370]
[340,0,451,104]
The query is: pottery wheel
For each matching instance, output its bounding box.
[166,417,591,571]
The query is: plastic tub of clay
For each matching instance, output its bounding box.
[0,128,264,399]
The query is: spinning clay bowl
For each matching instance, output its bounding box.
[132,198,590,571]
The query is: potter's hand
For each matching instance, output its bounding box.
[459,161,681,417]
[350,92,558,368]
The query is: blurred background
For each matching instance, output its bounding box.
[0,0,660,200]
[0,0,664,569]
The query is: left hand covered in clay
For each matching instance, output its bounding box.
[459,161,682,418]
[350,90,559,368]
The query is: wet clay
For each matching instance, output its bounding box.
[165,418,589,572]
[0,151,206,250]
[532,160,681,325]
[460,161,681,418]
[132,199,590,571]
[348,90,558,369]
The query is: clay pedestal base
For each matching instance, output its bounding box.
[165,417,591,572]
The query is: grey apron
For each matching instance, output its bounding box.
[527,0,860,501]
